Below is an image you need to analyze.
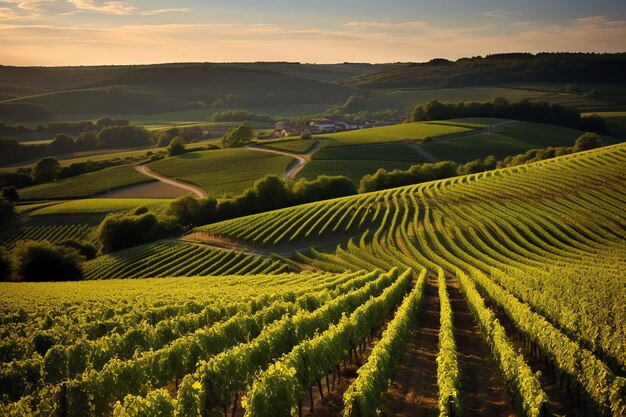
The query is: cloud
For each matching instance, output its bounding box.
[1,15,625,65]
[66,0,188,16]
[345,21,429,31]
[139,8,189,16]
[572,16,607,24]
[0,7,16,18]
[67,0,135,15]
[483,9,520,19]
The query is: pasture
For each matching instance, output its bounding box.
[146,148,294,197]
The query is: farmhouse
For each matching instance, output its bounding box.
[309,118,336,132]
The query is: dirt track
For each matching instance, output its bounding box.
[244,139,323,178]
[135,165,207,198]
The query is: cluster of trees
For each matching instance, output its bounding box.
[96,209,182,254]
[0,125,152,166]
[348,52,626,88]
[210,110,274,123]
[411,98,605,133]
[167,174,356,228]
[360,133,604,192]
[0,239,96,282]
[0,150,161,189]
[221,123,255,148]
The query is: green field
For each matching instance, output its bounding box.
[583,111,626,138]
[18,165,152,200]
[319,122,472,147]
[146,148,294,197]
[29,198,170,216]
[259,139,317,153]
[299,143,429,182]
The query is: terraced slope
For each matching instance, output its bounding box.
[2,143,624,417]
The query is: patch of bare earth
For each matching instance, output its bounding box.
[379,275,440,417]
[447,280,519,417]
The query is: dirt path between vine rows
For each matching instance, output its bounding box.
[379,275,440,417]
[447,279,519,417]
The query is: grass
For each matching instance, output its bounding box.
[299,143,429,183]
[19,165,152,200]
[30,198,170,216]
[146,148,294,197]
[582,111,626,138]
[421,121,622,162]
[362,85,544,111]
[260,139,317,154]
[319,122,472,147]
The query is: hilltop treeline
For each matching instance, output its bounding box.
[359,132,604,192]
[0,123,151,166]
[411,98,605,132]
[344,52,626,88]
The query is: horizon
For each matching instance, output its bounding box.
[3,52,626,69]
[1,0,625,66]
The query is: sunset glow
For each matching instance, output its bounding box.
[1,0,625,65]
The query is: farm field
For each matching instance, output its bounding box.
[28,198,171,216]
[300,143,430,182]
[146,148,295,197]
[2,143,624,416]
[318,122,473,147]
[18,165,153,200]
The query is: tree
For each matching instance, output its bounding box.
[0,196,15,224]
[13,240,84,282]
[0,246,12,281]
[572,132,603,153]
[97,125,151,148]
[97,212,182,254]
[48,134,76,154]
[221,123,255,148]
[34,157,61,183]
[167,137,187,156]
[167,195,217,227]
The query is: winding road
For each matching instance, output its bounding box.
[135,165,207,198]
[244,139,323,179]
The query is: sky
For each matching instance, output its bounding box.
[0,0,625,66]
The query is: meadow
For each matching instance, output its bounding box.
[318,122,472,147]
[146,148,294,197]
[18,165,152,200]
[2,143,624,417]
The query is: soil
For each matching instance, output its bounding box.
[447,280,519,417]
[100,180,190,198]
[379,275,440,417]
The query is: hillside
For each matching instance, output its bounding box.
[3,142,624,416]
[342,53,626,89]
[0,64,357,118]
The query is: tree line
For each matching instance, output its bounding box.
[359,133,604,192]
[411,97,605,133]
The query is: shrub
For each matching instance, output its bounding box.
[221,123,255,148]
[167,195,217,228]
[97,213,182,254]
[168,137,187,156]
[0,246,12,281]
[0,196,15,224]
[573,132,603,153]
[58,239,98,260]
[13,240,84,282]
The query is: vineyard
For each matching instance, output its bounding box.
[0,224,94,249]
[1,142,625,417]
